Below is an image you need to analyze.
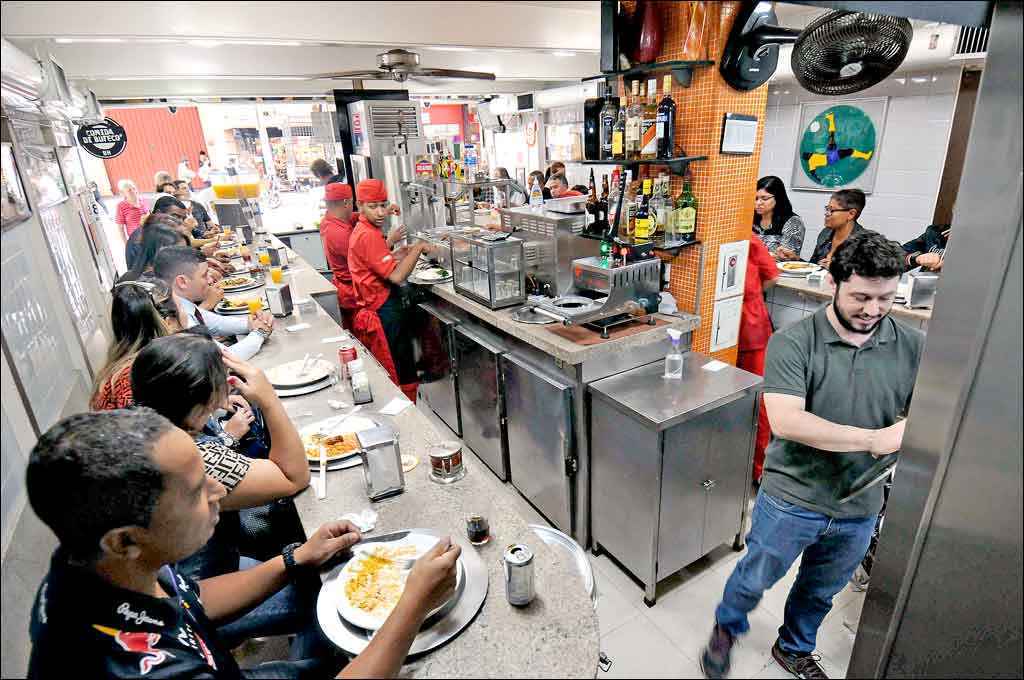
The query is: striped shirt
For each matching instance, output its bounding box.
[115,199,148,237]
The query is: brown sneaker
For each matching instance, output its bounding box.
[700,624,734,679]
[771,639,828,679]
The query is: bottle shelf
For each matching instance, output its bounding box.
[583,60,715,88]
[579,155,708,176]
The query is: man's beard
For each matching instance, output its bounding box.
[832,296,886,335]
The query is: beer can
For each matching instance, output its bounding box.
[503,544,535,606]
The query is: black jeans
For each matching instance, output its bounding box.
[377,294,416,384]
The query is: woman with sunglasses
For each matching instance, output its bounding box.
[90,279,185,410]
[753,176,805,261]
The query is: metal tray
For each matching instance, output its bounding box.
[316,529,487,657]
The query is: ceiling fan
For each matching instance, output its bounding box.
[308,48,496,82]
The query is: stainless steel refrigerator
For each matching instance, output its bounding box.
[416,302,461,437]
[453,324,509,480]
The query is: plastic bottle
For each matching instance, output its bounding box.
[529,178,544,211]
[664,328,684,379]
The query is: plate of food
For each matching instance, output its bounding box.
[219,275,262,292]
[300,415,379,469]
[410,267,453,285]
[777,261,822,276]
[265,358,335,389]
[335,532,465,631]
[215,298,266,315]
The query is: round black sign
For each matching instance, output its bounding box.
[76,117,127,159]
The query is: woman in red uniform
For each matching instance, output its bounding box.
[348,179,431,399]
[738,236,780,483]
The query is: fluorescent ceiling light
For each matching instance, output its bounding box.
[551,51,576,57]
[55,37,123,43]
[189,40,224,48]
[104,75,308,81]
[430,46,477,52]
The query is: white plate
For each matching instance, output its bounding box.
[266,358,335,388]
[777,262,821,276]
[335,533,465,631]
[300,415,379,467]
[220,277,261,292]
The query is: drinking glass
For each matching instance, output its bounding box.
[258,252,271,266]
[246,299,263,315]
[270,266,283,284]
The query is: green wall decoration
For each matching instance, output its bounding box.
[792,99,888,193]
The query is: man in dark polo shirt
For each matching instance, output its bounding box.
[26,409,461,679]
[701,232,923,679]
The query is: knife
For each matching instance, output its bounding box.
[356,530,410,545]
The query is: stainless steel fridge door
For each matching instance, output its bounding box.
[454,325,509,480]
[501,353,574,534]
[417,303,461,437]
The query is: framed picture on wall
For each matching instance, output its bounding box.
[791,97,889,193]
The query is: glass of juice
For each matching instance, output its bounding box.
[258,252,271,266]
[270,266,283,284]
[246,299,263,316]
[222,228,233,240]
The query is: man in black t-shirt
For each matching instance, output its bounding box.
[26,409,461,679]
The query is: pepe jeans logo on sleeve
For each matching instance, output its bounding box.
[117,602,165,627]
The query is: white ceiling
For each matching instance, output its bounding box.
[1,1,602,100]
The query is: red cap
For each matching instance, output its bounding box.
[324,182,352,201]
[355,179,388,203]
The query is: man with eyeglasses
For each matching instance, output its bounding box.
[811,189,866,268]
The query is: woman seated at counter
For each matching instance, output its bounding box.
[131,333,323,656]
[753,176,805,261]
[811,188,867,267]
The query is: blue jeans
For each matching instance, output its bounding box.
[715,490,876,655]
[218,558,333,662]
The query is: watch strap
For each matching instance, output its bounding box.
[282,542,302,577]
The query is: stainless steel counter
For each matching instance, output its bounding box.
[773,275,931,331]
[233,247,599,678]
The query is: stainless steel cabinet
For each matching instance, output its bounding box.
[501,353,575,534]
[454,324,509,480]
[417,303,461,437]
[589,354,761,605]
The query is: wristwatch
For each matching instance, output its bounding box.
[282,542,303,577]
[219,433,236,448]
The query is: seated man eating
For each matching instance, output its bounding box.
[26,409,461,679]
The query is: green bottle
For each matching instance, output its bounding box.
[677,179,697,244]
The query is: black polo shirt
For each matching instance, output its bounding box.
[760,307,924,518]
[29,549,241,679]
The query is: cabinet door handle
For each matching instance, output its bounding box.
[702,479,717,490]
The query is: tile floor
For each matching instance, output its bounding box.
[416,402,865,679]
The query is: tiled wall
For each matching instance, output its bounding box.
[758,68,962,258]
[620,1,767,364]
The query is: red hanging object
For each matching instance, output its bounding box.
[632,0,665,64]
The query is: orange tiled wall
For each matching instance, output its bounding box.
[621,1,767,364]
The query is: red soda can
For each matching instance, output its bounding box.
[338,342,358,379]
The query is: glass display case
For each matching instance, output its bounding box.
[450,232,526,310]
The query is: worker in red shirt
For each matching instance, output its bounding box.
[738,236,780,483]
[349,179,432,399]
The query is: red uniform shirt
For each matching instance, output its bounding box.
[320,212,358,310]
[739,237,780,351]
[349,216,397,311]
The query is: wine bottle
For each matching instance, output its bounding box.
[599,85,618,161]
[656,74,677,160]
[677,178,697,244]
[625,81,643,161]
[612,96,626,160]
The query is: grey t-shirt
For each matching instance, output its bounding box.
[760,307,924,518]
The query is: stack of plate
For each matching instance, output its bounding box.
[266,358,337,397]
[317,529,485,656]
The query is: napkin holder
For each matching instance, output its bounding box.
[357,426,405,501]
[265,283,293,317]
[269,245,290,267]
[906,271,939,309]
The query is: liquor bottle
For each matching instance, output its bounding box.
[586,168,599,235]
[634,179,654,241]
[601,174,610,202]
[677,178,698,244]
[625,81,642,161]
[599,85,618,161]
[640,78,659,160]
[654,174,671,234]
[656,74,677,160]
[612,94,626,160]
[607,168,622,233]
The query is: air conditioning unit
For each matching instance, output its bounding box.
[40,56,74,114]
[951,25,988,60]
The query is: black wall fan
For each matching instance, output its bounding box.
[720,2,913,95]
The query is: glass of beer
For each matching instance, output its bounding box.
[246,299,263,316]
[270,266,283,284]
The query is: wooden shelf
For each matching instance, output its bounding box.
[583,60,715,88]
[579,155,708,176]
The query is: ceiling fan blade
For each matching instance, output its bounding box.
[413,68,496,80]
[307,69,387,80]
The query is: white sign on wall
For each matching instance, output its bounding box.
[715,240,749,300]
[709,296,744,353]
